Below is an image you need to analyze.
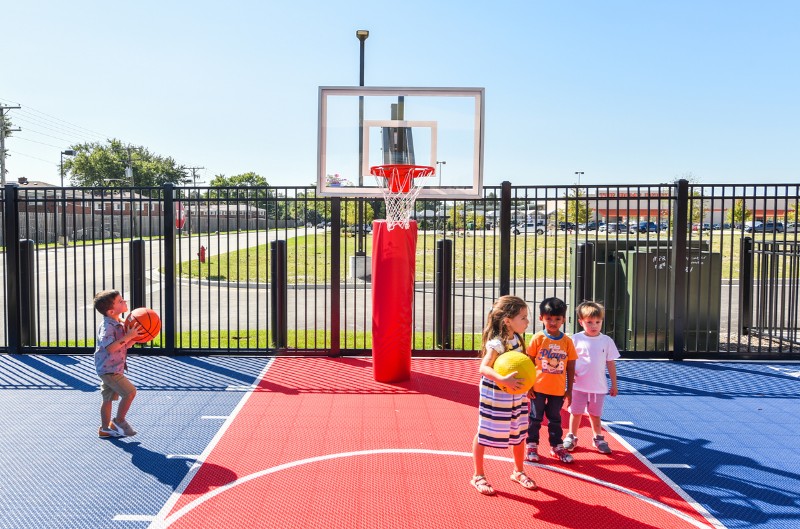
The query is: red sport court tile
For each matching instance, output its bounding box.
[149,358,716,529]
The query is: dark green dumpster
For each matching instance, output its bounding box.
[570,240,722,352]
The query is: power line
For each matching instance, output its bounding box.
[0,96,112,139]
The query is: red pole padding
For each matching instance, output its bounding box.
[371,219,417,382]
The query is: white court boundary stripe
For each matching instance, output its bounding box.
[148,449,716,529]
[144,357,275,529]
[603,423,726,529]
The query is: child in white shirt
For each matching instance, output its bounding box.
[564,301,620,454]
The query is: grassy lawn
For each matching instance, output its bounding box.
[42,330,483,350]
[175,229,780,283]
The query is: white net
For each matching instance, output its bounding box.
[371,165,435,231]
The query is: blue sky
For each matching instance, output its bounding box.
[2,0,798,188]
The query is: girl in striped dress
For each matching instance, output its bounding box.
[471,295,537,495]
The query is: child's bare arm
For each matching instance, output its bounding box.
[607,361,618,396]
[107,322,145,353]
[564,359,576,406]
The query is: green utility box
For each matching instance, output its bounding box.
[569,240,722,352]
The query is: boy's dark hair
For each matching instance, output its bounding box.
[94,290,120,316]
[539,297,567,317]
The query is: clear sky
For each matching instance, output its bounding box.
[2,0,798,188]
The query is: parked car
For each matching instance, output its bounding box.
[638,221,659,233]
[601,222,630,234]
[512,221,545,235]
[752,221,784,233]
[344,224,372,234]
[743,221,763,233]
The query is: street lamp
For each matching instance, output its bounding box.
[356,29,369,256]
[574,171,584,186]
[60,150,76,188]
[436,160,446,186]
[60,149,76,246]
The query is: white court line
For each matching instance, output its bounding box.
[655,464,694,469]
[146,449,717,529]
[142,357,275,529]
[602,423,726,528]
[166,454,200,460]
[225,385,258,391]
[114,515,156,521]
[603,420,635,426]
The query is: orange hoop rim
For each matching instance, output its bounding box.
[369,164,436,178]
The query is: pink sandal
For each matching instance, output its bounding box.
[510,471,537,490]
[471,475,495,495]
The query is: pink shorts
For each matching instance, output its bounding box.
[568,390,606,417]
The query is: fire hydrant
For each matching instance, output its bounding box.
[198,245,206,263]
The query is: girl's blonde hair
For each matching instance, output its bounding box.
[481,295,528,356]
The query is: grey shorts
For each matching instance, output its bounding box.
[99,373,136,402]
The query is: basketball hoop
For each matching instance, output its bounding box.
[370,164,435,230]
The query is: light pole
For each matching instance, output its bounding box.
[60,149,76,246]
[436,160,446,186]
[356,29,369,256]
[574,171,584,186]
[60,149,76,188]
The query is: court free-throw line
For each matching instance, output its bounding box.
[148,449,717,529]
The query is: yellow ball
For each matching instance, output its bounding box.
[493,351,536,395]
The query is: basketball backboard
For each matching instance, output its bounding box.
[317,86,484,199]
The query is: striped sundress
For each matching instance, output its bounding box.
[476,333,530,448]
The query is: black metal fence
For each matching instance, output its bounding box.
[1,180,798,359]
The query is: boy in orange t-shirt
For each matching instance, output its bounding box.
[525,297,577,464]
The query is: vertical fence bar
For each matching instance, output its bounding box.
[4,184,20,353]
[270,240,288,349]
[671,179,689,361]
[162,184,176,355]
[499,181,511,296]
[330,198,341,356]
[739,236,754,336]
[19,239,36,347]
[435,239,453,349]
[129,240,145,310]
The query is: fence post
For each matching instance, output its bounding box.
[499,181,511,296]
[329,198,341,356]
[129,240,145,310]
[435,239,453,349]
[270,240,287,349]
[575,242,594,304]
[4,184,21,353]
[670,179,689,361]
[163,184,176,355]
[19,239,36,347]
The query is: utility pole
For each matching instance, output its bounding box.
[0,104,22,185]
[186,166,205,186]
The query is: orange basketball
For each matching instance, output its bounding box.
[125,307,161,343]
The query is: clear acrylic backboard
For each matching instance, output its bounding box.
[317,86,484,199]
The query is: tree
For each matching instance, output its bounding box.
[558,188,592,226]
[727,199,752,227]
[65,139,189,191]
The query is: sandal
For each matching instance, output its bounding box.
[471,475,495,495]
[510,471,537,490]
